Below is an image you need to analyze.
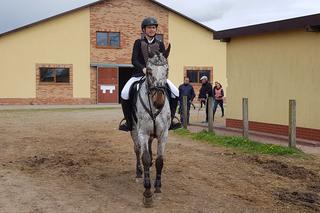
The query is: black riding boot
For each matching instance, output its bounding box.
[169,97,182,130]
[119,99,132,132]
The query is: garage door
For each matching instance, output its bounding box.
[97,67,118,103]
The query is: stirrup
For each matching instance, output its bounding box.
[119,118,131,132]
[169,116,182,130]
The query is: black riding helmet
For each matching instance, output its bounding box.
[141,17,158,30]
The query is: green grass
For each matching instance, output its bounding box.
[174,128,305,157]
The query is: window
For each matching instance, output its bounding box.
[186,69,211,83]
[40,68,70,83]
[96,32,108,46]
[140,33,164,42]
[96,32,120,48]
[187,70,198,83]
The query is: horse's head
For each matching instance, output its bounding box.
[146,52,168,109]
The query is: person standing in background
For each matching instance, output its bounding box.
[178,77,195,125]
[198,76,213,123]
[213,81,224,118]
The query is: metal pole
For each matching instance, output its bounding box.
[242,98,249,138]
[208,97,214,132]
[182,96,188,129]
[289,100,296,148]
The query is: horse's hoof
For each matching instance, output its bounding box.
[154,192,162,200]
[154,188,161,193]
[136,174,142,178]
[135,178,141,183]
[143,195,153,208]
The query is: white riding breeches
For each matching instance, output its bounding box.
[121,77,179,100]
[166,79,179,98]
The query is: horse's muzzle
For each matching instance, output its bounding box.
[149,87,166,109]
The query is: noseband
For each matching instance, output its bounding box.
[148,86,166,97]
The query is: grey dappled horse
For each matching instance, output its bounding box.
[130,51,171,207]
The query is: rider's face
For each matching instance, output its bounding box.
[144,25,157,38]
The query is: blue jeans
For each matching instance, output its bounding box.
[213,100,224,116]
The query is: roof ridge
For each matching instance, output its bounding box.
[0,0,215,37]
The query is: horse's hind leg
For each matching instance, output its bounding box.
[154,136,167,193]
[154,155,163,193]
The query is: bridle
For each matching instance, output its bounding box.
[138,63,167,137]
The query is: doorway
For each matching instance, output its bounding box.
[118,67,134,103]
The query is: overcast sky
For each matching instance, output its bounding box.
[1,0,320,34]
[0,0,98,34]
[157,0,320,30]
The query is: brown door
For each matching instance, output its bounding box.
[98,67,118,103]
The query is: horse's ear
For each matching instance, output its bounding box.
[164,43,171,59]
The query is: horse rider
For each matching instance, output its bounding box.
[119,17,181,132]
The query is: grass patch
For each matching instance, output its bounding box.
[174,129,305,157]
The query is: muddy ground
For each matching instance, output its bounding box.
[0,108,320,213]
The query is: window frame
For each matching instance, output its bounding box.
[37,65,72,85]
[96,31,121,49]
[184,66,213,85]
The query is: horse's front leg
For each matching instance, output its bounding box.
[154,131,168,193]
[148,137,153,167]
[131,131,143,178]
[134,143,143,178]
[140,135,153,206]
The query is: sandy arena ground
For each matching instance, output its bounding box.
[0,108,320,212]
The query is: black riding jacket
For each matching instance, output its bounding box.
[198,82,213,99]
[131,37,166,77]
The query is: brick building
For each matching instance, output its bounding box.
[0,0,226,104]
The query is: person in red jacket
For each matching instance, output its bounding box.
[213,81,224,118]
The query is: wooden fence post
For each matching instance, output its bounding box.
[208,97,214,132]
[242,98,249,138]
[182,96,188,129]
[289,100,296,148]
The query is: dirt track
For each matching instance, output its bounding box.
[1,108,320,213]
